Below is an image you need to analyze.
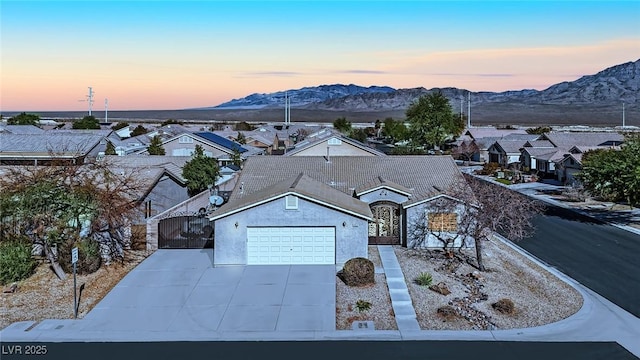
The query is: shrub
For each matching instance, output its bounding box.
[58,238,102,275]
[492,298,515,314]
[415,272,433,286]
[0,239,37,285]
[479,162,500,175]
[339,257,375,287]
[436,305,458,319]
[355,300,372,313]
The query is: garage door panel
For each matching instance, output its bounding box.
[247,227,335,265]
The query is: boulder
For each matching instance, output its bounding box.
[429,282,451,296]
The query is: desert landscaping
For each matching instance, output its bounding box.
[336,238,582,331]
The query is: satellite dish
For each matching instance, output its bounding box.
[210,195,224,206]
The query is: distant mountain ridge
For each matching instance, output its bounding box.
[208,59,639,112]
[212,84,395,109]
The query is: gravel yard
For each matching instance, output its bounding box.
[337,239,582,331]
[1,250,151,330]
[335,246,397,330]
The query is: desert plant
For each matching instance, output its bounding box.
[492,298,515,314]
[415,272,433,286]
[0,238,37,285]
[355,300,372,313]
[339,257,375,287]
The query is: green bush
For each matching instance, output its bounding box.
[339,257,375,287]
[492,298,515,314]
[355,300,372,313]
[415,272,433,286]
[0,240,37,285]
[58,238,101,275]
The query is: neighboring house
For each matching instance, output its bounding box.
[284,128,387,157]
[136,132,264,166]
[0,131,106,165]
[107,132,148,156]
[211,129,278,154]
[456,127,530,162]
[103,155,191,223]
[520,132,624,181]
[487,140,528,168]
[114,126,132,139]
[208,156,470,266]
[556,146,611,185]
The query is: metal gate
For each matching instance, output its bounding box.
[158,215,214,249]
[368,202,400,245]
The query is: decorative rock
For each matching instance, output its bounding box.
[3,283,18,293]
[429,282,451,296]
[31,244,44,257]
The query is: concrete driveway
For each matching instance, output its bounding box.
[81,249,336,332]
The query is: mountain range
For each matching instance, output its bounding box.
[210,59,639,113]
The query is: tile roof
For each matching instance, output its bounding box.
[227,155,464,208]
[354,176,412,196]
[493,140,527,154]
[0,133,103,156]
[211,173,373,220]
[522,147,560,158]
[464,128,528,139]
[524,140,554,148]
[0,125,45,134]
[284,128,387,156]
[102,155,190,183]
[543,132,624,148]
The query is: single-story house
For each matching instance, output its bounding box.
[456,127,532,162]
[209,155,471,266]
[521,132,624,180]
[136,132,264,166]
[0,131,107,165]
[284,128,387,156]
[487,140,527,168]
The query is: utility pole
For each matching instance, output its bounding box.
[622,101,625,128]
[86,87,95,116]
[467,91,471,129]
[105,98,109,123]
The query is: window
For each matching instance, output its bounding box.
[427,213,457,232]
[285,195,298,210]
[328,138,342,146]
[179,135,193,144]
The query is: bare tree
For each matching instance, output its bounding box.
[451,140,480,164]
[0,155,149,275]
[407,174,545,271]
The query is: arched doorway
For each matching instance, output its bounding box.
[368,202,400,245]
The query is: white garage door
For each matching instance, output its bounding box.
[247,227,335,265]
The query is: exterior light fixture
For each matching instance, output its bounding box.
[235,221,239,228]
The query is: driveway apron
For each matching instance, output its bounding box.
[80,250,336,333]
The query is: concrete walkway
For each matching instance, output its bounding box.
[377,245,421,331]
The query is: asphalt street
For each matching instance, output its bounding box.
[513,205,640,318]
[0,341,637,360]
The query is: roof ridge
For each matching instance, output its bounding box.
[290,172,305,189]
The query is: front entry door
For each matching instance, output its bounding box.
[368,203,400,245]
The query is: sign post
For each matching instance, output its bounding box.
[71,247,78,319]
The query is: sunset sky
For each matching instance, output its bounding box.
[1,1,639,111]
